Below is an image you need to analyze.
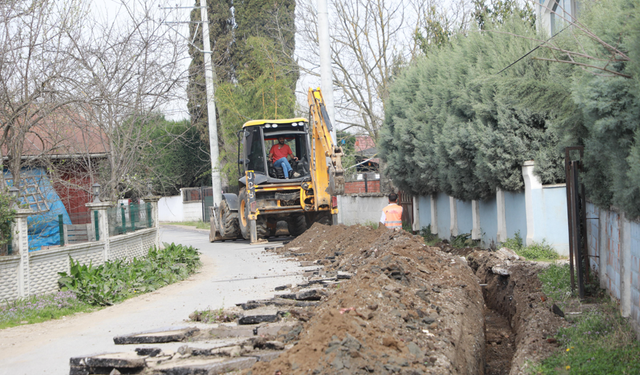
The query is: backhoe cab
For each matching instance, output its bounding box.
[209,88,344,243]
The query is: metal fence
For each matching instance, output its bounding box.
[107,202,154,237]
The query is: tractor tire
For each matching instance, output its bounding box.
[220,199,240,239]
[305,211,332,228]
[267,218,278,237]
[238,188,250,240]
[287,214,307,237]
[256,216,269,238]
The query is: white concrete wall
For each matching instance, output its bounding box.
[340,195,388,226]
[158,195,184,222]
[586,203,640,338]
[158,193,204,223]
[182,202,203,222]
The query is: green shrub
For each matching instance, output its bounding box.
[450,233,480,248]
[420,225,440,246]
[501,231,524,252]
[516,240,559,260]
[501,232,558,260]
[58,243,201,306]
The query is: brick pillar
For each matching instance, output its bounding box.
[15,208,32,298]
[86,201,113,262]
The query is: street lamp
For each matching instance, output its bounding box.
[92,183,101,203]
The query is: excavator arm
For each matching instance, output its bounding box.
[308,88,345,203]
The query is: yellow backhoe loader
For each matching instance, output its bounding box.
[209,88,345,243]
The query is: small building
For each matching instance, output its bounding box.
[2,110,108,249]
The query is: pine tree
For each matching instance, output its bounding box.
[187,0,299,186]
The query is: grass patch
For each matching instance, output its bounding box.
[538,264,573,302]
[364,220,379,229]
[501,231,559,261]
[58,243,201,306]
[0,291,95,329]
[532,263,640,374]
[166,221,209,229]
[190,307,238,323]
[530,301,640,374]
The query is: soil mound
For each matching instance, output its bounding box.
[248,224,485,374]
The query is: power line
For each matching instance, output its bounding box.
[496,24,570,75]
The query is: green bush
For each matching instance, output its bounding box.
[450,233,480,249]
[516,240,559,261]
[420,225,440,246]
[500,232,558,260]
[58,243,201,306]
[501,231,524,252]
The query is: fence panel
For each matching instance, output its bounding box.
[107,202,154,237]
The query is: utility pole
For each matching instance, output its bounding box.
[199,0,223,208]
[318,0,336,144]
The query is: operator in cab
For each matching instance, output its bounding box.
[380,193,403,230]
[269,136,299,179]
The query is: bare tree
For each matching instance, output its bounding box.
[296,0,474,141]
[527,0,632,78]
[67,0,189,200]
[0,0,86,187]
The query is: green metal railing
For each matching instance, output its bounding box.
[94,210,100,241]
[58,214,64,246]
[108,202,153,236]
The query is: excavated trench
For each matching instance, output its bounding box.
[68,226,566,375]
[466,249,566,375]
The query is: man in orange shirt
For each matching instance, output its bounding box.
[269,136,299,179]
[380,193,403,230]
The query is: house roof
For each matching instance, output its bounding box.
[354,135,379,163]
[2,108,109,159]
[355,136,376,153]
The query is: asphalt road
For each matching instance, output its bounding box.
[0,225,304,375]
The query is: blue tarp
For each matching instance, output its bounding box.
[4,168,72,251]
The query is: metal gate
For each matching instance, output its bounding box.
[398,191,413,231]
[565,146,592,299]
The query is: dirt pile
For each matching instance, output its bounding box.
[247,224,486,374]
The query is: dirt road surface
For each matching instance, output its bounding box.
[0,226,304,375]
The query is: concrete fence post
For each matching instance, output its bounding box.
[522,160,542,246]
[86,201,113,262]
[599,208,608,290]
[496,188,507,243]
[430,195,438,235]
[145,196,161,249]
[412,196,420,232]
[450,197,458,237]
[471,200,481,240]
[14,208,32,298]
[621,213,631,318]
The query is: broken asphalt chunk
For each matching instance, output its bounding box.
[113,327,200,345]
[238,307,280,325]
[70,352,145,375]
